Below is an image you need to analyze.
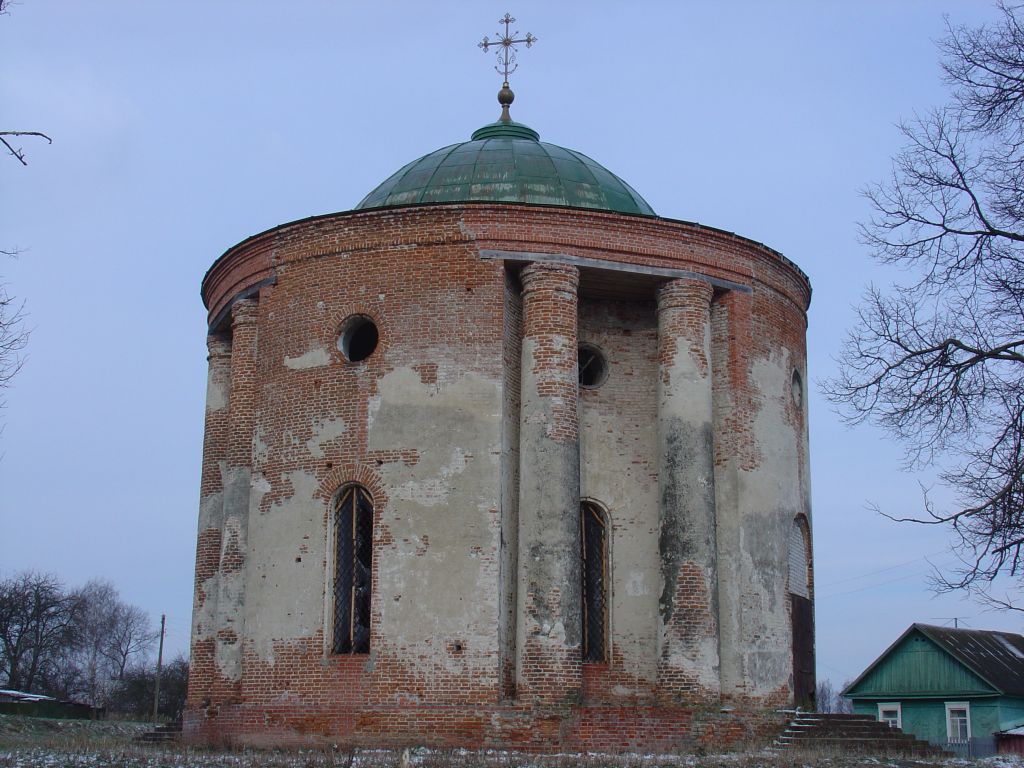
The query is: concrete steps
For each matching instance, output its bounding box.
[134,717,182,744]
[773,712,948,756]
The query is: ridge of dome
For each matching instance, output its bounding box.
[471,121,540,141]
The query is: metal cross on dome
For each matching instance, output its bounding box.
[478,13,537,85]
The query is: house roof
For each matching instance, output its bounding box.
[844,623,1024,698]
[0,688,55,702]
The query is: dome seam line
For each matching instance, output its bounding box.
[414,143,468,207]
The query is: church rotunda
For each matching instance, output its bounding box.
[186,41,814,750]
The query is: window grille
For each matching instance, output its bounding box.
[581,502,608,663]
[788,518,810,598]
[333,485,373,654]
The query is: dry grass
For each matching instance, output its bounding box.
[0,713,149,749]
[0,717,1019,768]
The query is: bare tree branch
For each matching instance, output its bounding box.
[0,132,52,166]
[0,281,28,407]
[826,3,1024,604]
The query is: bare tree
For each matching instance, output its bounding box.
[825,2,1024,607]
[0,572,156,702]
[816,679,854,714]
[57,580,156,706]
[0,572,82,691]
[103,602,156,681]
[111,655,188,720]
[816,679,836,713]
[74,580,118,708]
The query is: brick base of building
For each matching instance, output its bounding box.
[182,703,786,753]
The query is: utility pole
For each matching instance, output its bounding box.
[152,614,165,723]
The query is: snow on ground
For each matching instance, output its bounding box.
[2,748,1022,768]
[3,719,1024,768]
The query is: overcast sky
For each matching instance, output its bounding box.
[2,1,1019,688]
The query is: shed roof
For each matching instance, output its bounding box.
[844,624,1024,698]
[0,688,55,702]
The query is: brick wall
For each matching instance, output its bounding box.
[187,202,811,749]
[578,298,660,703]
[184,700,787,752]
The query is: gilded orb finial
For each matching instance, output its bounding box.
[478,13,537,123]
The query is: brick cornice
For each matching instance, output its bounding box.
[201,203,812,329]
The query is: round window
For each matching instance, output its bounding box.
[338,315,379,362]
[578,344,608,388]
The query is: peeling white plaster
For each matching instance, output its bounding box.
[625,570,649,597]
[365,366,504,676]
[253,426,270,467]
[243,469,325,663]
[206,377,228,412]
[367,394,382,433]
[391,446,469,506]
[721,350,806,697]
[284,346,331,370]
[306,417,347,460]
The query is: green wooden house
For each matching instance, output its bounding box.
[843,624,1024,756]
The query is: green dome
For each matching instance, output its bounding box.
[356,120,655,216]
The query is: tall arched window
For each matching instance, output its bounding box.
[788,517,811,599]
[581,501,608,663]
[789,515,814,707]
[333,485,373,654]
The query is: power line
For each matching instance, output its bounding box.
[816,550,950,589]
[818,568,931,600]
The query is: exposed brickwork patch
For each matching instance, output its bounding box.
[189,203,812,749]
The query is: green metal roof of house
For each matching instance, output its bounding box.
[356,120,656,216]
[844,624,1024,699]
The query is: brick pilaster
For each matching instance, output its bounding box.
[226,299,259,468]
[515,262,582,704]
[655,278,720,703]
[187,334,232,709]
[213,298,259,703]
[711,289,754,703]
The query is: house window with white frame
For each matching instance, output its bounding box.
[878,702,901,729]
[946,702,971,742]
